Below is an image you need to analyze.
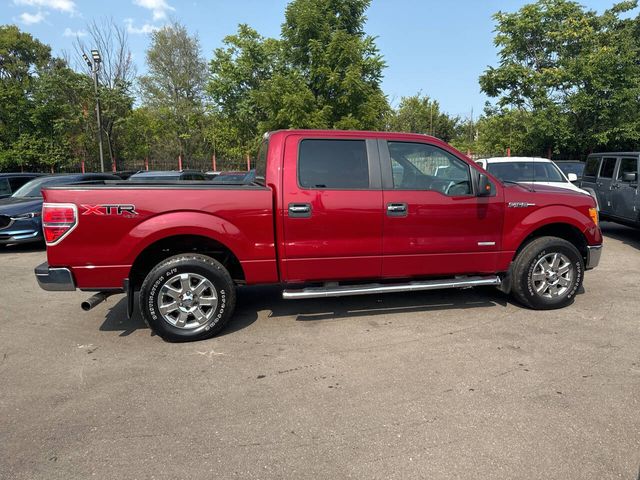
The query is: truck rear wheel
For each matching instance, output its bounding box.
[139,254,236,342]
[511,236,584,310]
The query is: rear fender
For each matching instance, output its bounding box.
[124,211,250,265]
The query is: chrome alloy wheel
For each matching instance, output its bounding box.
[157,273,218,329]
[531,253,574,299]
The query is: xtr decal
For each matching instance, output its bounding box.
[81,204,138,216]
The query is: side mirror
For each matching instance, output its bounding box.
[567,173,578,182]
[623,172,637,182]
[477,173,493,197]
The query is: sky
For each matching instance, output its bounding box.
[1,0,634,119]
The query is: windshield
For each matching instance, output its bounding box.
[487,162,566,183]
[12,176,76,198]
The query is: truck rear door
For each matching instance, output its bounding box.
[596,157,618,215]
[280,135,383,282]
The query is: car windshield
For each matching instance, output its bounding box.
[12,176,77,198]
[487,162,566,183]
[556,162,585,177]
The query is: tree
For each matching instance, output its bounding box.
[282,0,389,130]
[140,22,207,161]
[388,94,459,142]
[479,0,640,158]
[0,25,52,159]
[207,0,390,160]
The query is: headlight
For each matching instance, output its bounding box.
[10,212,40,220]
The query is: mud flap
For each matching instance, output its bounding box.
[123,279,135,319]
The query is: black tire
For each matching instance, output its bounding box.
[511,236,584,310]
[139,254,236,342]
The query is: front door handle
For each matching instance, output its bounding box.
[387,203,408,217]
[288,203,312,218]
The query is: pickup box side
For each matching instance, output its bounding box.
[43,186,278,290]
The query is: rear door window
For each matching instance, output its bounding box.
[599,157,617,178]
[298,139,369,189]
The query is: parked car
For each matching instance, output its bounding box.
[0,173,44,199]
[0,173,119,246]
[211,171,255,184]
[580,153,639,228]
[553,160,585,182]
[476,157,590,196]
[35,130,601,342]
[128,170,207,182]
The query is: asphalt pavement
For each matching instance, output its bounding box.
[0,222,639,479]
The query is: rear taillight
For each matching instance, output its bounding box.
[42,203,77,245]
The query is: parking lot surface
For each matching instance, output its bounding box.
[0,222,639,479]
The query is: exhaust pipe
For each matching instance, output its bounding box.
[81,291,116,311]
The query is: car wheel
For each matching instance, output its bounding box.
[139,254,236,342]
[511,236,584,310]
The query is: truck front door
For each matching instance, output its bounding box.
[379,140,504,278]
[281,135,384,282]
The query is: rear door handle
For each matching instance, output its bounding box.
[387,203,408,217]
[288,203,312,218]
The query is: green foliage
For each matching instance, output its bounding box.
[479,0,640,158]
[207,0,389,159]
[388,94,459,142]
[139,22,207,161]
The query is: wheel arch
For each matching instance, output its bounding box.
[515,222,589,261]
[129,234,245,290]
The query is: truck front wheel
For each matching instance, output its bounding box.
[139,254,236,342]
[511,236,584,310]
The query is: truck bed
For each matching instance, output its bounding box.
[43,182,278,290]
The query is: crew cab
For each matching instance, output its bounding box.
[35,130,602,342]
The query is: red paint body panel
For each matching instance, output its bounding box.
[44,187,277,289]
[280,133,384,282]
[42,129,602,292]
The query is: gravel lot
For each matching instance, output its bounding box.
[1,222,639,480]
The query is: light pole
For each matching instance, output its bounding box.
[82,50,105,172]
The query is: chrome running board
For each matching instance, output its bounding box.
[282,275,501,300]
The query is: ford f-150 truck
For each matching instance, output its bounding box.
[35,130,602,342]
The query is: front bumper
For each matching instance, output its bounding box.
[0,217,43,245]
[35,262,76,291]
[586,244,602,270]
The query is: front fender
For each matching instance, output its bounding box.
[504,204,602,252]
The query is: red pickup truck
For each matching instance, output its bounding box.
[35,130,602,342]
